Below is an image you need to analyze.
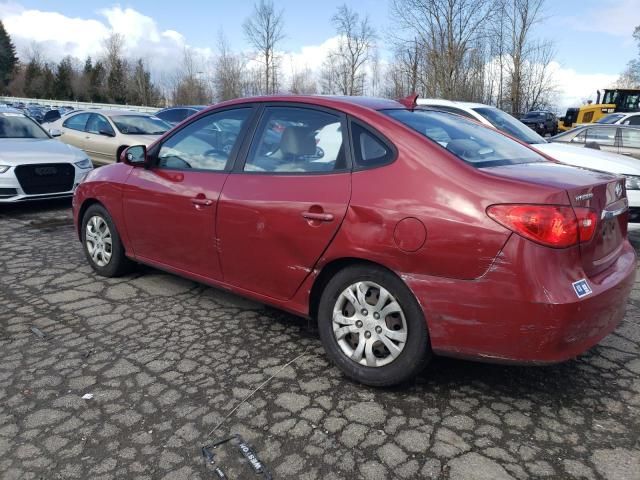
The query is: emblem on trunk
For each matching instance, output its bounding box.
[575,193,593,202]
[615,182,623,198]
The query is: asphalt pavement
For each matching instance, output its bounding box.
[1,199,639,479]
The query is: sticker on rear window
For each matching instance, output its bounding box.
[572,279,592,298]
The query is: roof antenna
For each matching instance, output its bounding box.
[398,93,419,110]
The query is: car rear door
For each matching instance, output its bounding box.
[84,114,116,164]
[217,104,351,300]
[619,127,640,159]
[122,107,255,281]
[585,126,620,154]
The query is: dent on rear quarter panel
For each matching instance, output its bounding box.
[76,163,133,254]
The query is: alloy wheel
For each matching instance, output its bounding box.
[332,281,408,367]
[85,215,113,267]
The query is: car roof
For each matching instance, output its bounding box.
[68,109,154,117]
[208,95,407,113]
[417,98,489,110]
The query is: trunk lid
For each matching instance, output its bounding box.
[567,179,628,277]
[483,162,627,277]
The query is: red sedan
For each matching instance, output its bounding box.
[72,95,636,386]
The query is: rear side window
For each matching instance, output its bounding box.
[63,113,90,131]
[351,123,394,168]
[244,107,346,173]
[620,128,640,148]
[384,109,545,168]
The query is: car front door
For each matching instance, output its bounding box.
[619,128,640,159]
[60,112,91,151]
[84,114,116,164]
[217,105,352,300]
[122,107,255,280]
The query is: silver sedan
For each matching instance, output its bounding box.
[0,107,93,203]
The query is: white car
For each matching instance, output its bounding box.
[417,98,640,222]
[591,112,640,127]
[0,107,93,203]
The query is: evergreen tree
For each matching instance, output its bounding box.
[128,59,159,106]
[0,20,18,92]
[107,57,127,103]
[41,64,55,99]
[24,59,43,98]
[53,57,74,100]
[89,60,106,102]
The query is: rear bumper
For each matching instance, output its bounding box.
[406,235,636,363]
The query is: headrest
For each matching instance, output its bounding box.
[280,126,316,156]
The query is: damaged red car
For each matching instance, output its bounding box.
[72,95,636,386]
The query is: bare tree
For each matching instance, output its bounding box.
[213,31,247,101]
[615,25,640,88]
[323,4,376,95]
[391,0,494,100]
[501,0,547,115]
[171,48,211,105]
[243,0,285,95]
[288,64,317,94]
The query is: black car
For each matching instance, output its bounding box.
[154,105,207,126]
[520,110,558,136]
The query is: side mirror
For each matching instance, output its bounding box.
[49,128,62,137]
[122,145,147,166]
[99,128,115,137]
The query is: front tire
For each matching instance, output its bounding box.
[81,204,133,277]
[317,264,431,387]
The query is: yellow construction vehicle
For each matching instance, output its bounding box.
[558,88,640,132]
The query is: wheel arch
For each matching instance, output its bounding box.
[77,198,103,239]
[308,257,425,322]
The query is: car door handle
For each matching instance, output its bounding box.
[302,211,334,222]
[191,197,213,207]
[622,152,632,156]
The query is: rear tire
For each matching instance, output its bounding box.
[317,264,431,387]
[81,204,134,277]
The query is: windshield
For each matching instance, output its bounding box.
[110,115,170,135]
[472,107,545,145]
[597,113,625,124]
[383,109,546,168]
[0,112,49,139]
[522,112,545,120]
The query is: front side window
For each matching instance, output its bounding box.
[384,109,545,168]
[86,114,114,136]
[0,111,49,139]
[585,127,617,146]
[621,128,640,149]
[472,107,545,145]
[157,108,251,171]
[244,107,345,173]
[63,112,91,131]
[111,115,170,135]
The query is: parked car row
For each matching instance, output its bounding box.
[3,95,637,387]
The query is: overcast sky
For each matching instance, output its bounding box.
[1,0,639,110]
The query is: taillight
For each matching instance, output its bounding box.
[487,204,596,248]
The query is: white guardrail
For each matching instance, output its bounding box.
[0,96,161,113]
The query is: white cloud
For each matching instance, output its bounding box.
[562,0,640,40]
[0,3,208,79]
[550,62,620,111]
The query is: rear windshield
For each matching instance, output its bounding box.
[522,112,545,119]
[472,107,545,145]
[383,109,546,168]
[597,113,624,124]
[0,112,49,139]
[111,115,170,135]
